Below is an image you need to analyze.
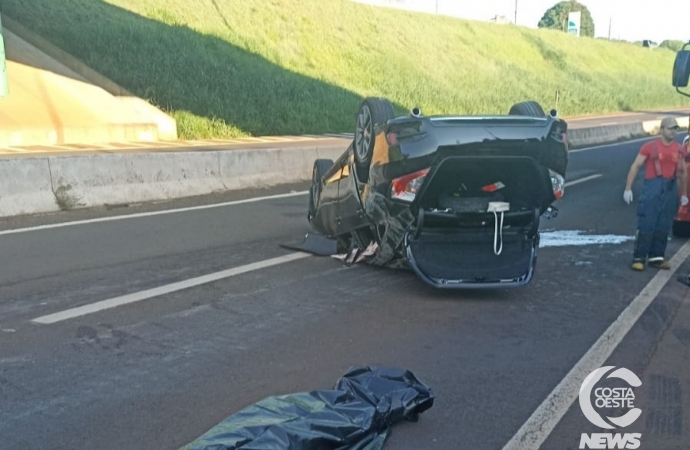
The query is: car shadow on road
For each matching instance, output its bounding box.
[358,264,522,302]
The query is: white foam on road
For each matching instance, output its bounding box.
[539,230,635,248]
[501,239,690,450]
[30,252,311,325]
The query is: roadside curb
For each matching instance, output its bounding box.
[0,118,688,219]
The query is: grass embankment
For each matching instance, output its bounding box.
[3,0,688,139]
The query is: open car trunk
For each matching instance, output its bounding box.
[404,156,549,288]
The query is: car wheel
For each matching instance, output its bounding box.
[508,101,546,117]
[509,100,566,197]
[308,158,333,223]
[354,97,396,182]
[672,219,690,238]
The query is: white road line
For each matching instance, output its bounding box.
[30,252,312,325]
[0,190,309,236]
[501,239,690,450]
[565,174,602,187]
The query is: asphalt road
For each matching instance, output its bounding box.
[1,136,690,450]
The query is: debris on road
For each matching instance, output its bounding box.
[539,230,636,247]
[181,366,435,450]
[331,241,379,265]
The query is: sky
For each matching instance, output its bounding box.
[353,0,690,43]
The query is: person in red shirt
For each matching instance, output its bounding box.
[624,116,688,271]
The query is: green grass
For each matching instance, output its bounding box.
[3,0,689,139]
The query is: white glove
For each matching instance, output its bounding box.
[624,190,633,204]
[682,195,689,206]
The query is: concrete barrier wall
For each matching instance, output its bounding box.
[0,143,347,218]
[0,158,59,216]
[556,117,689,150]
[219,147,318,191]
[0,122,687,218]
[47,152,225,209]
[567,123,648,149]
[219,145,345,190]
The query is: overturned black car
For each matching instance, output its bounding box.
[307,97,568,289]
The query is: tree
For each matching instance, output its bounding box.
[660,40,685,52]
[538,1,595,38]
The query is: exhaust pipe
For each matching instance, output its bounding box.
[410,107,422,117]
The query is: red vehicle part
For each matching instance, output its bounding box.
[673,138,690,237]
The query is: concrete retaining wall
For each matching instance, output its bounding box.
[0,121,687,219]
[0,142,348,218]
[219,146,345,190]
[0,158,58,216]
[567,117,690,149]
[48,152,225,209]
[567,123,648,148]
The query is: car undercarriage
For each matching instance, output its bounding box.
[306,97,569,288]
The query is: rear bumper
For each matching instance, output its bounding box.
[404,228,539,289]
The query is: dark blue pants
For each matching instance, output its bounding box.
[633,177,679,263]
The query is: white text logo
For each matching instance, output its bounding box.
[578,366,642,449]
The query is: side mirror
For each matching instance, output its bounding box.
[672,46,690,94]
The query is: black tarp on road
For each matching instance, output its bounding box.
[181,366,436,450]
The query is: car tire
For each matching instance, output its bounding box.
[672,219,690,238]
[354,97,396,182]
[308,158,333,223]
[508,101,546,117]
[509,100,565,209]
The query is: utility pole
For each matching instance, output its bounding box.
[514,0,518,24]
[608,17,612,40]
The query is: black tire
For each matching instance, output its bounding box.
[672,220,690,238]
[510,100,566,181]
[509,101,546,117]
[354,97,396,182]
[308,159,333,223]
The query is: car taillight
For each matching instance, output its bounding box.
[549,169,565,200]
[386,132,398,146]
[391,168,429,202]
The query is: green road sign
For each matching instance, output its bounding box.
[0,13,8,97]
